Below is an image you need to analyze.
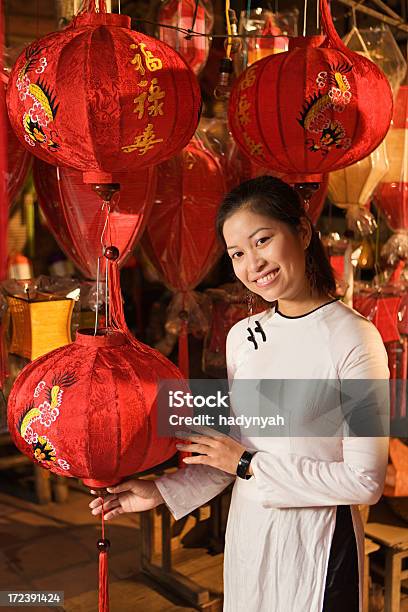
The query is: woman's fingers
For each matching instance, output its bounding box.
[89,494,117,510]
[91,498,121,516]
[104,506,124,521]
[176,443,210,454]
[106,480,137,495]
[175,433,218,448]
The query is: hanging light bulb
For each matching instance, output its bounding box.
[214,57,233,101]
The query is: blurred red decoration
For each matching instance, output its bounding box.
[158,0,213,74]
[142,135,226,376]
[33,158,156,279]
[228,0,392,184]
[250,164,328,224]
[7,328,183,488]
[6,2,201,184]
[376,86,408,232]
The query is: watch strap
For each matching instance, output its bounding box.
[236,450,253,479]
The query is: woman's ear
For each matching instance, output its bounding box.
[298,216,312,249]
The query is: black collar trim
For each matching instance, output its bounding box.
[276,298,340,319]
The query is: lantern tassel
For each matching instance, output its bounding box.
[97,502,110,612]
[178,320,190,379]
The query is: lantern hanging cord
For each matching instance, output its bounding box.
[186,0,200,39]
[302,0,308,37]
[225,0,233,58]
[94,202,112,335]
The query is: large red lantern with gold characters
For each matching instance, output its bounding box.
[228,0,392,183]
[6,2,201,184]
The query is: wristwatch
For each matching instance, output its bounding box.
[236,450,254,480]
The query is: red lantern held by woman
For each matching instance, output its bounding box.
[6,1,201,184]
[7,328,183,488]
[228,0,393,185]
[33,158,156,279]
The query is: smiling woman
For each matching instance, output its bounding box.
[217,175,336,317]
[89,176,390,612]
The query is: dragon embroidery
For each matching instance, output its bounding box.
[18,371,76,471]
[16,44,60,151]
[298,61,353,155]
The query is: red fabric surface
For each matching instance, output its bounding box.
[376,87,408,232]
[7,328,185,487]
[158,0,212,75]
[33,159,156,279]
[228,0,393,181]
[329,255,344,280]
[353,294,401,344]
[6,9,201,183]
[6,97,31,206]
[141,136,226,291]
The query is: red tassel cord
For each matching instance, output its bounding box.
[178,320,190,379]
[97,499,110,612]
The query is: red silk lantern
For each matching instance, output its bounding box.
[158,0,213,75]
[33,159,156,279]
[228,0,393,184]
[7,329,182,488]
[376,86,408,262]
[6,3,201,184]
[142,135,226,376]
[250,164,328,225]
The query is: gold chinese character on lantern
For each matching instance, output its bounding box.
[133,91,147,119]
[240,65,258,91]
[130,43,163,75]
[237,94,251,126]
[148,79,165,117]
[243,132,264,158]
[121,123,164,155]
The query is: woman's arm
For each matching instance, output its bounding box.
[155,464,235,521]
[251,317,390,508]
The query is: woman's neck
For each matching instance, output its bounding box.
[276,293,334,318]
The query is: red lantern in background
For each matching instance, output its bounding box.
[250,163,328,225]
[6,3,201,184]
[376,86,408,262]
[228,0,392,184]
[33,159,156,279]
[142,135,226,376]
[158,0,213,75]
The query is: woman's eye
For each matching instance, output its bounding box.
[256,236,270,246]
[231,251,243,260]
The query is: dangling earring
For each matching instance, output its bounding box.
[246,291,254,317]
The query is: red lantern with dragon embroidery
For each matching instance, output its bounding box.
[7,328,185,488]
[6,1,201,184]
[228,0,392,183]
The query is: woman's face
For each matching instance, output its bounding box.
[223,207,311,302]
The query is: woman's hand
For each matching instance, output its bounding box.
[176,427,249,475]
[89,479,164,521]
